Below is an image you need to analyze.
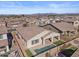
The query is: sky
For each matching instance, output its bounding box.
[0,1,79,14]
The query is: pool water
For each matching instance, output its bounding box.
[35,44,56,54]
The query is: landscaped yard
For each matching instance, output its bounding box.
[34,40,77,57]
[58,46,78,57]
[25,49,33,57]
[34,40,65,56]
[53,40,65,46]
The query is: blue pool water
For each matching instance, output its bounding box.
[35,44,56,54]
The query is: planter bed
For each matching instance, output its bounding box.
[25,49,33,57]
[58,46,77,57]
[53,40,65,46]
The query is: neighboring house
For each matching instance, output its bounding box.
[36,16,64,26]
[51,22,75,36]
[40,22,75,36]
[61,16,79,32]
[36,18,48,26]
[40,24,60,33]
[16,26,60,49]
[74,20,79,29]
[61,16,76,24]
[73,20,79,33]
[48,18,54,23]
[0,22,9,55]
[6,20,27,29]
[61,16,78,25]
[35,16,55,26]
[26,18,37,24]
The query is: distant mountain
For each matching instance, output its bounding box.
[29,13,79,16]
[0,13,79,16]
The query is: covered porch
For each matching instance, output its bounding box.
[42,33,60,46]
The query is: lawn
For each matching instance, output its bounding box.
[53,40,65,46]
[59,46,78,57]
[25,49,33,57]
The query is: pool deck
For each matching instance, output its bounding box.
[72,48,79,57]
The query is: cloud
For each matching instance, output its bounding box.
[0,1,79,14]
[49,4,59,9]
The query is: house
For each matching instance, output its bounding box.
[51,22,75,36]
[25,17,36,23]
[73,17,79,32]
[16,26,60,49]
[40,21,75,36]
[40,24,60,33]
[6,19,27,29]
[74,20,79,29]
[41,21,76,37]
[0,22,9,55]
[61,16,76,24]
[36,17,49,26]
[35,15,55,26]
[61,16,79,32]
[39,22,75,43]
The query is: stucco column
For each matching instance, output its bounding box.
[69,31,71,37]
[6,45,9,52]
[51,37,54,42]
[75,30,78,34]
[58,36,60,40]
[41,37,45,45]
[43,39,46,45]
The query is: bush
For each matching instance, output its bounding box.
[60,46,77,57]
[25,49,33,57]
[53,40,64,46]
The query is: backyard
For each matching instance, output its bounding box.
[58,45,78,57]
[34,40,64,56]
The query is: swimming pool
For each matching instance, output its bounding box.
[35,44,56,54]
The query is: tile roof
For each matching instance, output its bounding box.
[51,22,75,32]
[16,26,47,41]
[0,39,8,47]
[63,17,77,22]
[0,22,7,34]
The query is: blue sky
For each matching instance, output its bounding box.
[0,1,79,14]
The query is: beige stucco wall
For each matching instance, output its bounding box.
[44,32,60,40]
[74,20,79,28]
[27,30,50,48]
[27,31,60,49]
[43,32,60,45]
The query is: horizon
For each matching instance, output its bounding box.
[0,1,79,14]
[1,13,79,15]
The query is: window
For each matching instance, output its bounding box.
[3,34,7,39]
[32,39,39,45]
[0,34,3,39]
[0,46,5,48]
